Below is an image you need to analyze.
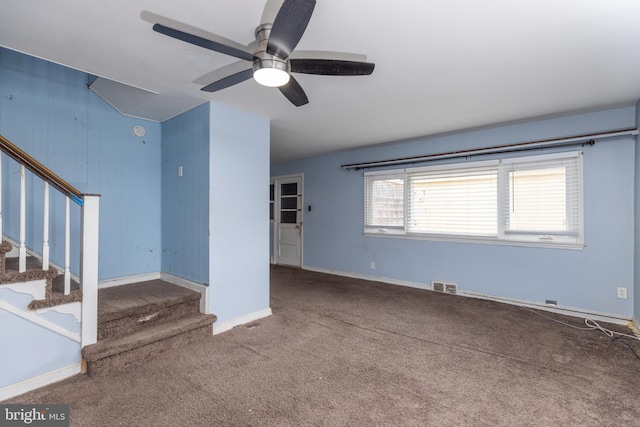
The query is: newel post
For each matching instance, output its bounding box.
[80,194,100,348]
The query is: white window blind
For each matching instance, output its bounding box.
[500,152,582,238]
[363,151,584,248]
[364,173,405,228]
[407,165,498,236]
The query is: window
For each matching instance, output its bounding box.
[279,182,299,224]
[407,162,498,236]
[270,182,274,221]
[364,151,583,248]
[364,173,404,228]
[500,155,581,239]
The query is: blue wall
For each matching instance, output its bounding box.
[161,100,271,323]
[161,103,210,284]
[209,102,270,323]
[272,107,636,319]
[0,48,162,280]
[0,289,80,389]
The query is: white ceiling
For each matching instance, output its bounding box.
[2,0,640,162]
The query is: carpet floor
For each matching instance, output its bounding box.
[4,265,640,426]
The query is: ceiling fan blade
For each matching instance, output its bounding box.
[292,50,367,62]
[153,23,254,61]
[261,0,285,26]
[267,0,316,59]
[279,76,309,106]
[201,68,254,92]
[194,60,253,85]
[290,59,375,76]
[142,11,253,56]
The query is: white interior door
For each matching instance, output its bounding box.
[275,175,302,267]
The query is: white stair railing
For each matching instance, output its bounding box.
[0,134,100,347]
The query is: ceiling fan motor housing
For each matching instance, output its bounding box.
[252,24,291,86]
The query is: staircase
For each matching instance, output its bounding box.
[0,239,216,378]
[0,134,216,397]
[0,134,100,349]
[1,247,82,309]
[0,241,81,308]
[81,280,216,376]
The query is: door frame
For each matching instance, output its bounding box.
[271,173,304,267]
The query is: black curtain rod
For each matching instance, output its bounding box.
[341,127,638,170]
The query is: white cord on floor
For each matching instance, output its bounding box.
[520,305,640,342]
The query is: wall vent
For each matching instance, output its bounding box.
[432,281,458,295]
[432,281,445,292]
[444,283,458,295]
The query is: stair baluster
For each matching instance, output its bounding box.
[0,155,2,237]
[42,182,50,271]
[19,165,26,272]
[64,196,71,295]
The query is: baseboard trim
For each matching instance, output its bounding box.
[0,363,81,402]
[632,319,640,335]
[462,290,631,326]
[98,272,161,289]
[213,308,273,335]
[160,273,210,314]
[302,265,431,291]
[0,301,81,343]
[302,265,631,326]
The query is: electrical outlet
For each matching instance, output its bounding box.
[617,287,628,299]
[370,261,375,269]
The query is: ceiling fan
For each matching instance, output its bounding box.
[150,0,375,107]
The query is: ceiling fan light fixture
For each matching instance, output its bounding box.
[252,23,290,88]
[252,53,290,87]
[253,66,290,87]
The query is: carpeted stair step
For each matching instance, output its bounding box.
[2,254,83,308]
[2,255,58,285]
[0,240,13,275]
[97,280,203,340]
[82,312,217,376]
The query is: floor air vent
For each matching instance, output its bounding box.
[432,281,445,293]
[432,281,458,295]
[444,283,458,295]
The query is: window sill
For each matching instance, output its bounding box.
[363,231,585,250]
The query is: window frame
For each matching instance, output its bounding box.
[269,179,275,223]
[364,151,584,249]
[364,170,406,230]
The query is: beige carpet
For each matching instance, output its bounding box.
[4,265,640,426]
